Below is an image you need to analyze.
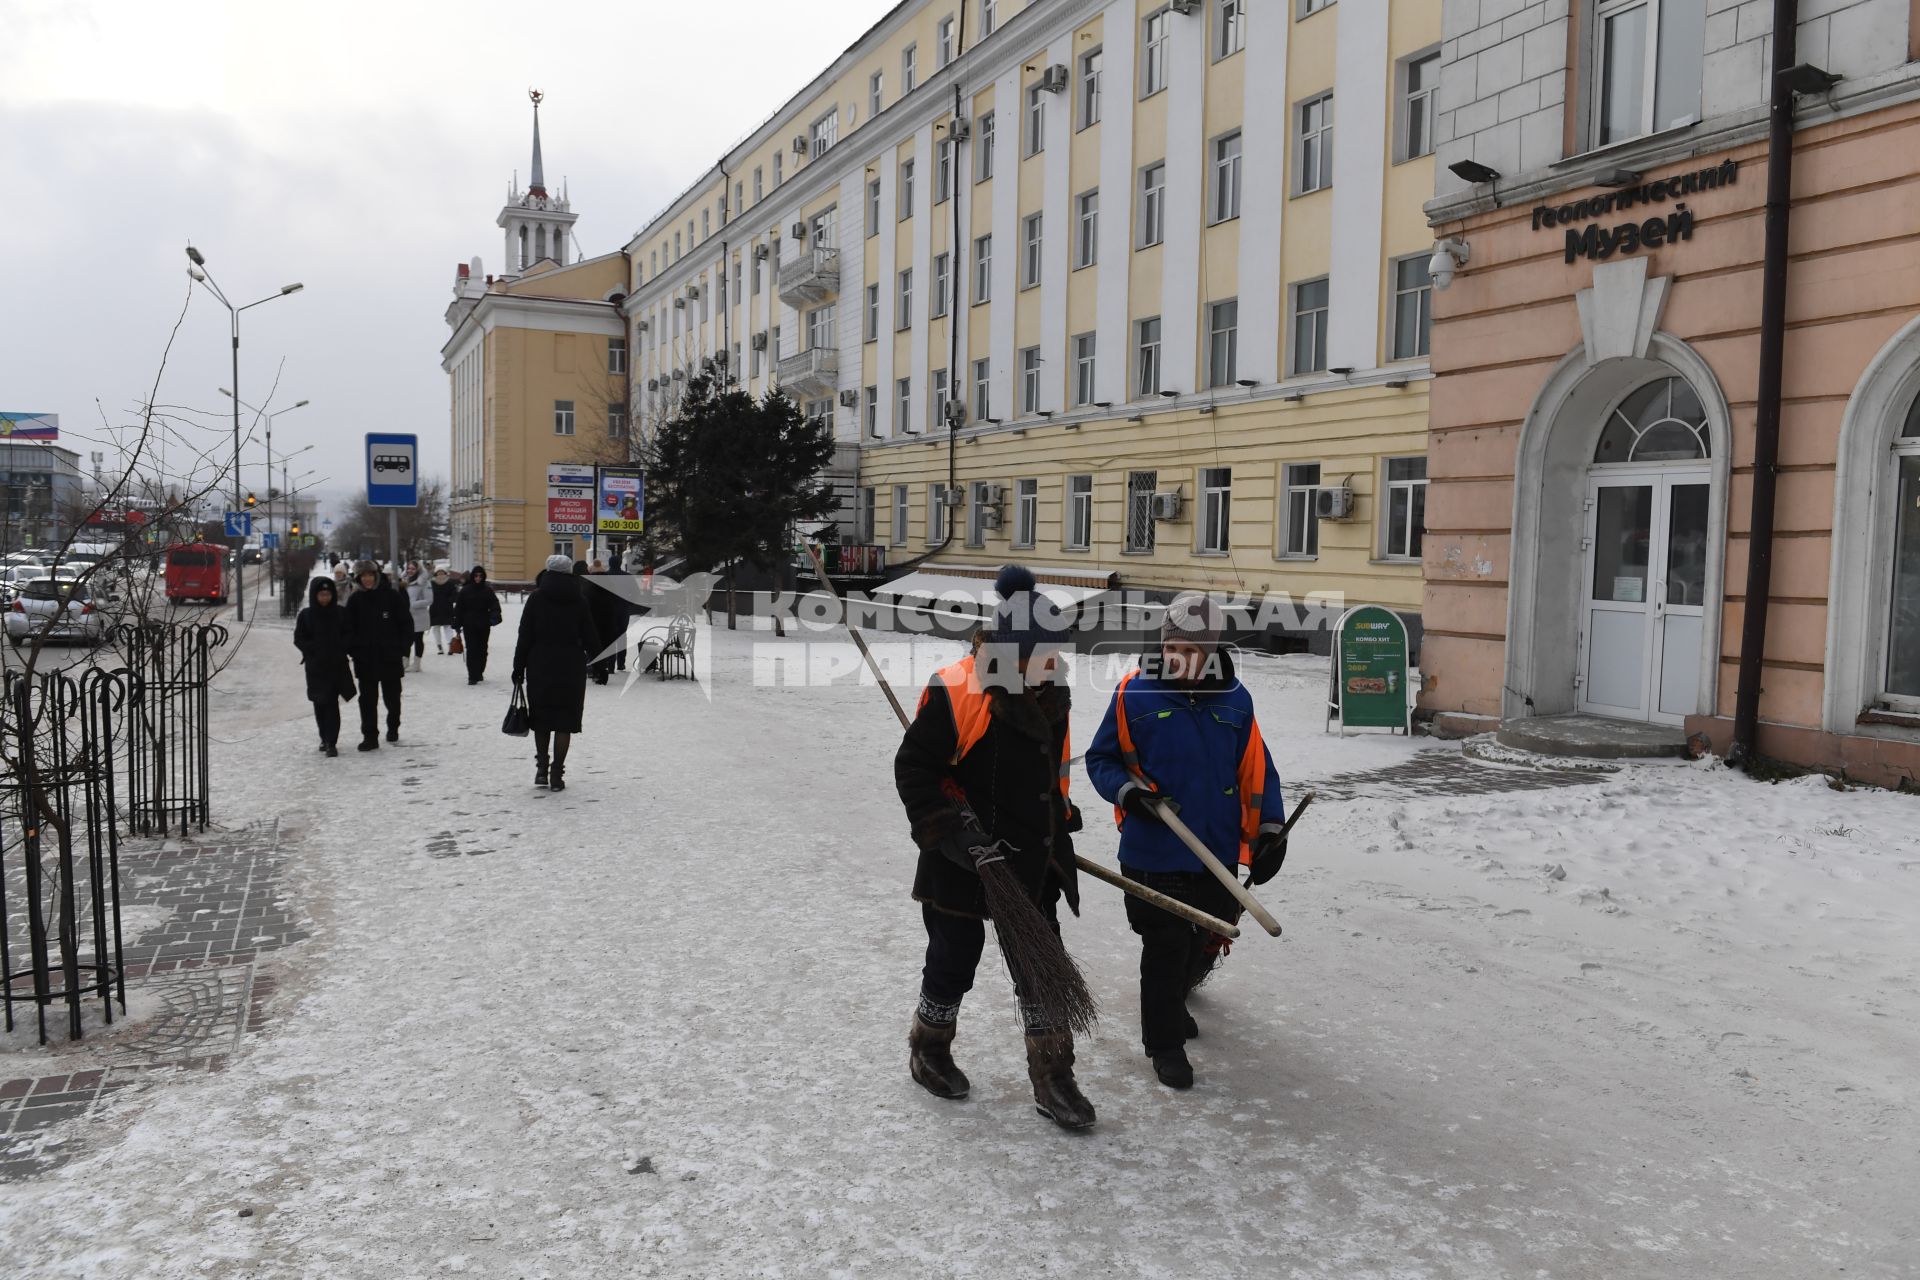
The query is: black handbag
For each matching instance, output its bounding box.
[502,683,530,737]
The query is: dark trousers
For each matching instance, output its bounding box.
[919,894,1061,1010]
[353,658,402,740]
[465,629,490,681]
[1122,867,1241,1053]
[410,630,425,658]
[312,697,340,748]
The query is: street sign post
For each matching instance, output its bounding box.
[1327,605,1412,735]
[223,511,253,538]
[261,532,279,550]
[366,433,418,574]
[547,462,596,540]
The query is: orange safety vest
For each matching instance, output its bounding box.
[919,656,1072,804]
[1110,669,1269,867]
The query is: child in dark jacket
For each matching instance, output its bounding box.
[293,577,355,756]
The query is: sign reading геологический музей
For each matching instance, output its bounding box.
[1533,159,1740,264]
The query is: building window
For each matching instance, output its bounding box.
[1593,0,1707,147]
[1298,0,1332,15]
[1139,162,1166,247]
[903,44,919,94]
[754,167,764,201]
[1073,333,1097,406]
[973,234,993,303]
[1384,456,1428,560]
[774,152,783,186]
[967,481,991,547]
[753,251,764,295]
[1135,317,1162,398]
[1208,299,1239,388]
[935,138,955,204]
[1026,84,1047,156]
[899,158,916,219]
[1883,395,1920,704]
[553,400,575,436]
[1390,254,1433,361]
[1296,92,1333,194]
[1079,47,1103,128]
[806,303,834,351]
[898,378,914,435]
[1066,474,1093,550]
[870,71,885,120]
[1075,190,1099,269]
[1199,467,1231,553]
[607,404,628,439]
[973,358,992,421]
[733,256,743,301]
[892,483,910,545]
[867,179,882,237]
[928,482,948,542]
[976,112,996,181]
[702,210,710,240]
[1283,463,1321,557]
[1021,213,1044,289]
[552,539,575,560]
[937,16,956,67]
[898,269,914,328]
[1126,470,1158,553]
[1020,346,1043,414]
[865,386,881,438]
[1012,478,1038,548]
[607,337,627,374]
[810,108,838,158]
[933,369,953,430]
[1398,49,1439,162]
[1290,278,1330,375]
[932,252,951,317]
[855,487,876,544]
[864,284,880,342]
[1217,0,1246,58]
[1211,131,1243,223]
[1142,8,1170,97]
[981,0,998,37]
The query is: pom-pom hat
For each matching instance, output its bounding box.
[986,564,1073,661]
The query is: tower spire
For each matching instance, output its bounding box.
[528,88,547,198]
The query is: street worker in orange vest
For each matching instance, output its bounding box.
[893,564,1095,1130]
[1085,592,1289,1090]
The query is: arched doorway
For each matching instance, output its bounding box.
[1578,377,1713,723]
[1505,334,1732,725]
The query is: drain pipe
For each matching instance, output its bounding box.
[1729,0,1800,769]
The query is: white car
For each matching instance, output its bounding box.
[5,577,108,648]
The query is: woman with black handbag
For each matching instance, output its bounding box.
[512,555,599,791]
[293,577,355,757]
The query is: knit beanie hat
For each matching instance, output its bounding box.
[545,553,574,575]
[986,565,1072,661]
[1161,592,1226,653]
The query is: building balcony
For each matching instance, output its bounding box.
[776,346,839,397]
[778,247,839,306]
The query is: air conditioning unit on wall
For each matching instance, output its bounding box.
[1316,485,1356,520]
[791,221,809,240]
[980,509,1004,529]
[750,333,769,352]
[941,490,965,508]
[1151,491,1185,521]
[838,389,860,408]
[1039,64,1070,93]
[792,135,808,155]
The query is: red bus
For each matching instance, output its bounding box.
[164,544,227,604]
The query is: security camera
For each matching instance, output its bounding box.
[1428,238,1470,291]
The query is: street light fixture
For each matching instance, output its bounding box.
[219,389,310,598]
[186,244,305,623]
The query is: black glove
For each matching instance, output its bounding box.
[1121,786,1178,824]
[1249,830,1289,886]
[1064,803,1084,834]
[935,823,1008,875]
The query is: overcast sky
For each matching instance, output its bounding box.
[1,0,889,522]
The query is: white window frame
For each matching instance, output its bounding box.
[1026,83,1047,155]
[753,167,764,202]
[1211,130,1243,223]
[1014,478,1038,549]
[1881,413,1920,709]
[932,252,951,318]
[1073,333,1098,406]
[1396,47,1440,163]
[855,487,876,544]
[1075,189,1099,269]
[931,368,951,431]
[1208,299,1239,389]
[928,482,948,543]
[1590,0,1707,149]
[892,483,911,545]
[1295,92,1334,195]
[899,158,916,220]
[1066,474,1094,550]
[870,71,885,120]
[973,358,992,421]
[1298,0,1333,16]
[1290,278,1330,376]
[973,234,994,304]
[897,269,914,329]
[937,16,956,67]
[981,0,998,37]
[1021,213,1044,290]
[1141,8,1171,97]
[898,378,914,436]
[865,283,881,342]
[805,303,835,352]
[1020,346,1043,414]
[1389,253,1433,362]
[553,400,575,436]
[1199,466,1232,554]
[1138,161,1166,248]
[903,43,919,94]
[935,137,956,204]
[1383,456,1428,561]
[867,178,882,238]
[976,112,996,181]
[967,481,991,547]
[865,386,881,439]
[1282,463,1322,558]
[1136,316,1162,399]
[607,337,627,374]
[810,108,838,158]
[1125,470,1158,554]
[607,403,628,439]
[1079,47,1103,129]
[1216,0,1246,59]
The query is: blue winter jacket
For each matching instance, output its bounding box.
[1085,652,1286,874]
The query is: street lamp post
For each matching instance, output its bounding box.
[186,246,303,623]
[219,390,308,596]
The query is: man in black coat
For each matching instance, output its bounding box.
[586,558,628,681]
[455,566,503,684]
[292,576,354,756]
[343,560,413,750]
[893,564,1093,1131]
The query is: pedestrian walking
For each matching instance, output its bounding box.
[343,559,413,750]
[455,565,503,684]
[429,567,459,653]
[512,555,598,792]
[292,577,354,757]
[1085,592,1288,1091]
[893,565,1095,1131]
[587,557,626,682]
[403,564,432,673]
[331,561,351,598]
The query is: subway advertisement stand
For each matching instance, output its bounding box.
[1328,605,1412,735]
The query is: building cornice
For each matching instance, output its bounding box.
[440,291,624,368]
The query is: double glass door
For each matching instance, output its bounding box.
[1581,471,1710,723]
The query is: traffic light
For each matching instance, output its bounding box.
[290,522,301,535]
[245,493,258,509]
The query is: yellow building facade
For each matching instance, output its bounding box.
[626,0,1440,637]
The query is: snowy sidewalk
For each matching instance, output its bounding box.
[1,613,1915,1279]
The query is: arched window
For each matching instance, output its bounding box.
[1887,390,1920,701]
[1593,377,1712,463]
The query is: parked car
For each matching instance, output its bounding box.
[5,578,107,648]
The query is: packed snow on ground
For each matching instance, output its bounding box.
[0,602,1915,1279]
